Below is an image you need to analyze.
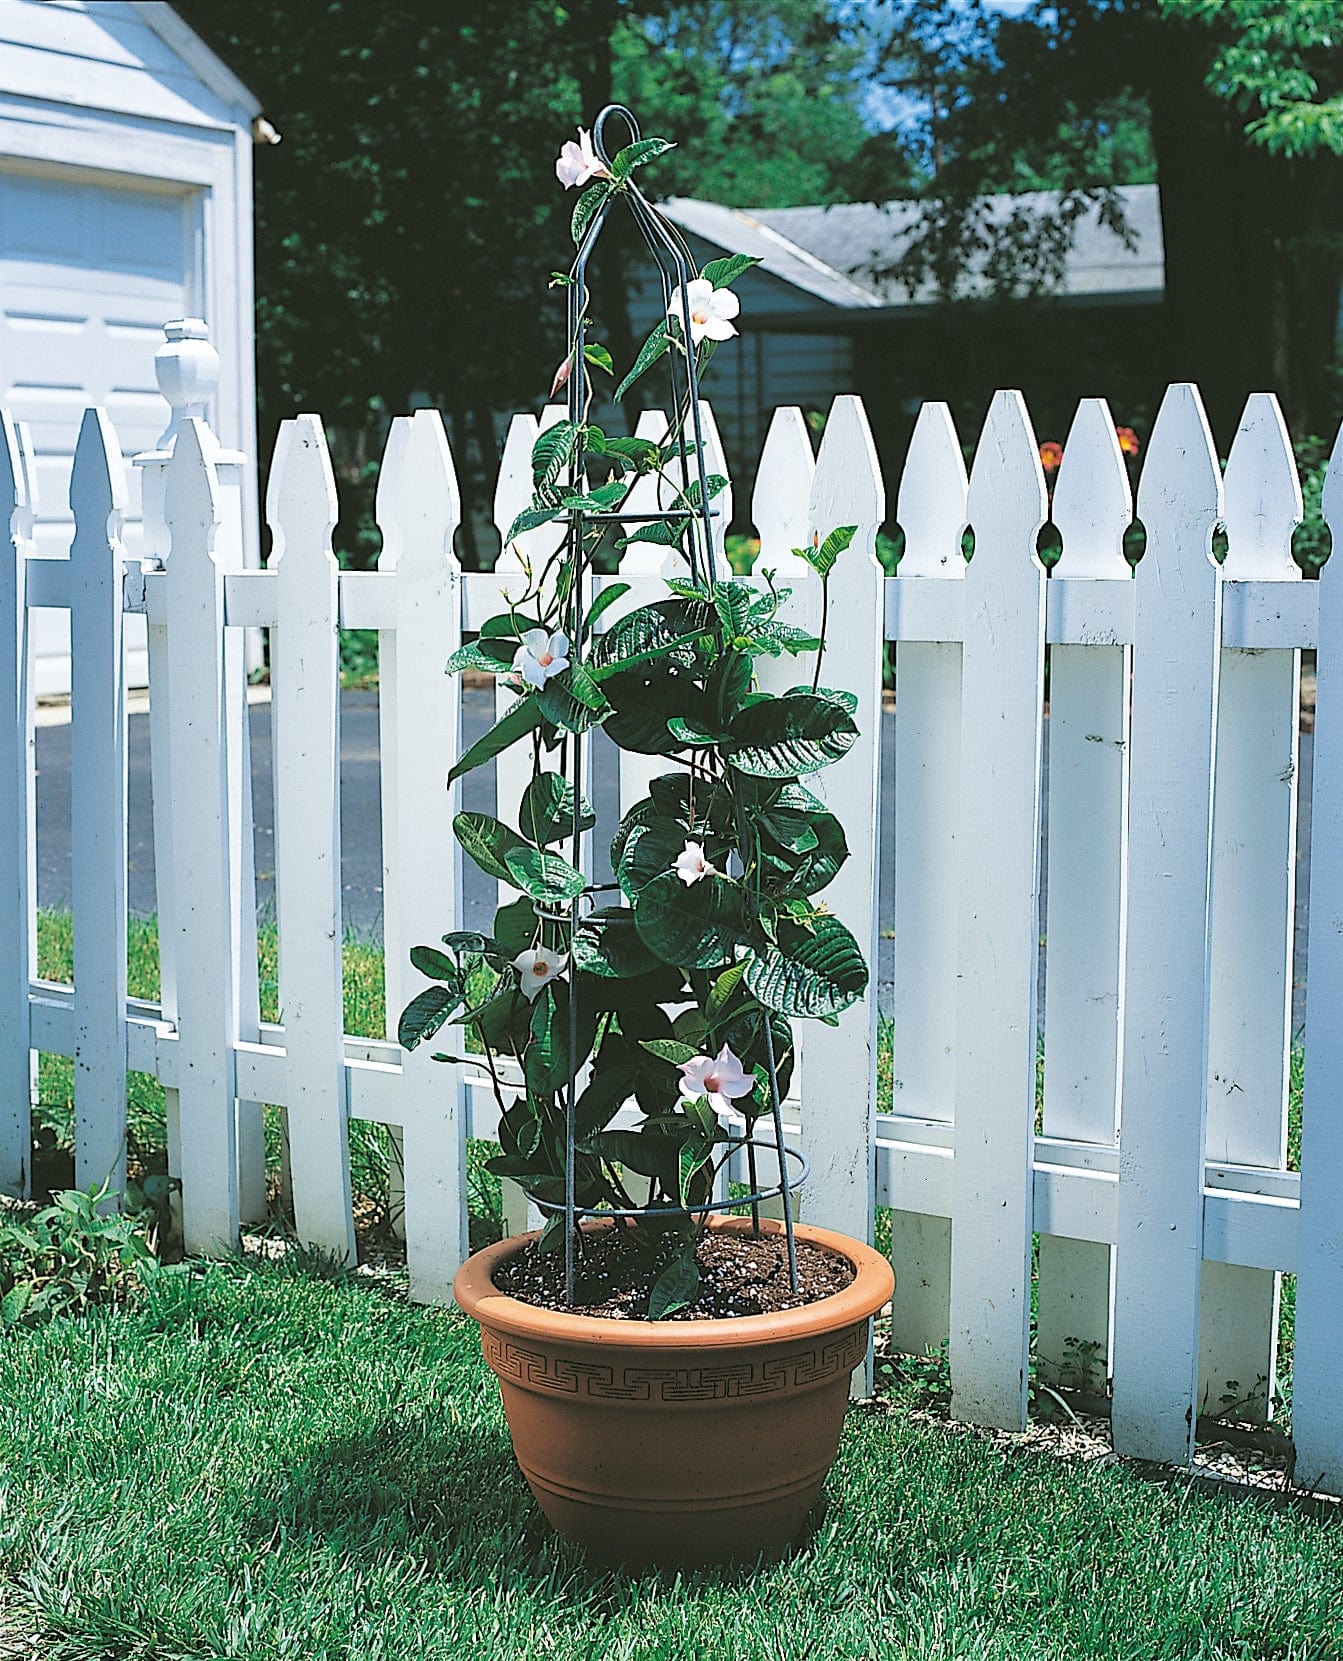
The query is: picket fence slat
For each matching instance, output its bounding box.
[266,416,356,1263]
[948,390,1048,1431]
[752,406,814,577]
[163,419,238,1253]
[1200,393,1302,1424]
[1111,383,1224,1465]
[377,409,471,1298]
[1293,423,1343,1493]
[803,397,885,1289]
[69,407,130,1201]
[888,401,967,1359]
[0,414,35,1196]
[1037,398,1131,1394]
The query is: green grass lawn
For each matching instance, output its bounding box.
[0,1250,1338,1661]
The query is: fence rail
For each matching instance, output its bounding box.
[3,322,1342,1487]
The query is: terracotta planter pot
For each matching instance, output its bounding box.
[454,1216,894,1566]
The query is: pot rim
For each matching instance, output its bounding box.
[453,1215,894,1352]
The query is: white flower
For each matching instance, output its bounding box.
[555,128,610,190]
[678,1044,753,1133]
[513,946,567,1001]
[512,629,570,689]
[667,278,741,345]
[673,840,717,886]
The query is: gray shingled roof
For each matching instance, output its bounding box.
[662,184,1164,310]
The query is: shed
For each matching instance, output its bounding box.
[0,0,260,695]
[629,185,1167,501]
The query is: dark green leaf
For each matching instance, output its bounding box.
[537,1214,566,1255]
[447,698,545,785]
[505,502,563,543]
[532,420,580,492]
[744,913,868,1018]
[519,772,595,846]
[581,1129,680,1185]
[493,898,537,957]
[398,984,462,1051]
[614,322,672,402]
[572,907,661,978]
[634,870,744,969]
[700,254,762,289]
[444,639,513,676]
[571,182,610,246]
[454,812,533,888]
[409,945,458,982]
[726,693,858,778]
[584,581,630,633]
[640,1038,698,1066]
[800,524,857,579]
[504,846,585,904]
[649,1245,700,1319]
[679,1137,715,1207]
[610,136,675,179]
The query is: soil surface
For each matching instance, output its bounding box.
[494,1225,855,1320]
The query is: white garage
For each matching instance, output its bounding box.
[0,0,259,694]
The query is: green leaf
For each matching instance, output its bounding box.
[708,961,748,1017]
[537,1214,566,1255]
[614,322,672,402]
[493,898,537,958]
[0,1283,31,1328]
[744,913,868,1018]
[536,667,611,734]
[679,1137,714,1207]
[409,945,458,982]
[640,1038,698,1066]
[610,136,675,179]
[581,1129,680,1185]
[583,343,614,375]
[634,871,744,969]
[666,717,726,748]
[700,254,762,289]
[615,813,688,901]
[505,502,563,543]
[572,907,661,979]
[583,581,630,633]
[398,984,463,1051]
[726,693,858,778]
[532,421,580,493]
[561,479,627,514]
[519,772,595,846]
[447,697,545,785]
[504,846,585,904]
[589,436,660,473]
[649,1245,701,1319]
[799,524,858,579]
[444,639,513,676]
[571,181,610,246]
[454,812,533,887]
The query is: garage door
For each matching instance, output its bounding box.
[0,167,197,695]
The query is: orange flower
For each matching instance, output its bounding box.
[1039,441,1063,474]
[1116,426,1140,457]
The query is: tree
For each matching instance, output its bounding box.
[858,0,1343,438]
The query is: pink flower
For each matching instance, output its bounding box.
[678,1044,753,1133]
[667,278,740,345]
[555,128,611,190]
[673,840,717,886]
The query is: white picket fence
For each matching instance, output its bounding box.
[3,321,1343,1488]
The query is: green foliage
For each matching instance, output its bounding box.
[0,1188,154,1330]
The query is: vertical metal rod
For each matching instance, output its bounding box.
[763,1014,798,1294]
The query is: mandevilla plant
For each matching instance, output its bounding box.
[400,117,867,1317]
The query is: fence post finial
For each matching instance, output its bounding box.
[152,320,218,455]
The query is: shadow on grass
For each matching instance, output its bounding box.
[244,1403,845,1596]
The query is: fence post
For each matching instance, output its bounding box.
[1036,398,1132,1394]
[69,408,130,1201]
[803,397,884,1355]
[1199,394,1301,1424]
[1293,419,1343,1493]
[266,416,355,1263]
[0,413,35,1196]
[377,409,471,1299]
[947,391,1048,1431]
[135,320,267,1233]
[163,419,239,1253]
[1111,383,1223,1465]
[887,402,968,1359]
